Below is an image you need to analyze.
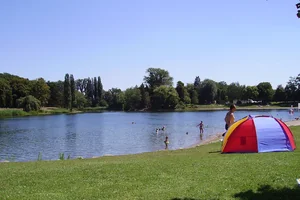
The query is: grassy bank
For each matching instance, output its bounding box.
[0,104,293,119]
[1,127,299,199]
[0,107,108,118]
[175,104,291,111]
[0,107,76,118]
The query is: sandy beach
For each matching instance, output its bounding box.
[188,119,300,149]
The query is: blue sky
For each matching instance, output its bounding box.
[1,0,299,90]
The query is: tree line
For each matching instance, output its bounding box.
[0,68,299,112]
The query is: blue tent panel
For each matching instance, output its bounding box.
[253,117,292,153]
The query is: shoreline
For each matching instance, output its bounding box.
[1,119,299,163]
[185,119,300,150]
[92,119,300,160]
[0,106,293,119]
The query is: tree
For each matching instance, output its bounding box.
[74,91,87,108]
[199,79,218,104]
[86,78,93,106]
[0,78,12,107]
[227,82,244,101]
[75,78,88,94]
[16,95,41,112]
[70,74,75,111]
[176,81,185,102]
[242,86,259,100]
[105,88,125,110]
[30,78,50,107]
[10,77,31,107]
[47,81,64,107]
[257,82,274,104]
[97,76,103,103]
[194,76,201,88]
[216,81,228,103]
[186,83,198,104]
[124,87,142,111]
[93,77,98,106]
[183,89,191,104]
[63,74,71,109]
[273,85,286,102]
[285,77,298,102]
[152,85,179,109]
[103,90,113,107]
[143,68,173,91]
[139,83,150,109]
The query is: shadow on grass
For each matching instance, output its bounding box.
[234,185,300,200]
[208,150,221,154]
[171,198,218,200]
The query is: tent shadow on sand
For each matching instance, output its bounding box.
[234,185,300,200]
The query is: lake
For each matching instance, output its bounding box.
[0,109,297,162]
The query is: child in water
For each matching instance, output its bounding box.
[164,136,169,149]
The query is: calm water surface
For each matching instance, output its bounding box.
[0,110,296,162]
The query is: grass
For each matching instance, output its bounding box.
[0,107,78,119]
[176,103,291,111]
[0,106,108,119]
[78,106,107,112]
[0,102,293,119]
[0,109,30,118]
[0,127,300,199]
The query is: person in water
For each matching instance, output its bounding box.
[222,104,236,136]
[197,121,204,134]
[164,136,169,149]
[197,121,204,140]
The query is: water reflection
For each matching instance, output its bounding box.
[0,109,296,161]
[64,114,77,158]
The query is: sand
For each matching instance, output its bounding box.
[187,119,300,149]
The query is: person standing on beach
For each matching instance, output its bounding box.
[222,104,236,136]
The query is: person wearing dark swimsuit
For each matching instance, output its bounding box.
[222,104,236,136]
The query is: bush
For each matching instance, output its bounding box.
[16,95,41,112]
[175,101,186,109]
[99,99,108,107]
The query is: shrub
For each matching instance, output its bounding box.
[16,95,41,112]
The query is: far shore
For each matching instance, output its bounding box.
[0,105,295,119]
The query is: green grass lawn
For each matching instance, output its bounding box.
[1,128,300,199]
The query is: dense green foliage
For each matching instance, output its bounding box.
[1,126,300,199]
[16,95,41,112]
[1,68,300,111]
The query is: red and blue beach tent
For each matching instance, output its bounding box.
[221,115,296,153]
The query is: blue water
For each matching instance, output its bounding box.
[0,109,297,162]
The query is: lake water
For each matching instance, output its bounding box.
[0,109,297,162]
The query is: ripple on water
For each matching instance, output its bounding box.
[0,109,295,161]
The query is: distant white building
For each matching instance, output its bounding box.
[233,99,261,105]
